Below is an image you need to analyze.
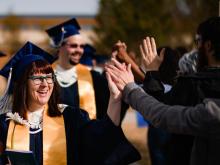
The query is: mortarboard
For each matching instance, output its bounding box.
[0,41,55,114]
[0,41,55,80]
[80,44,96,66]
[95,55,110,64]
[46,18,81,47]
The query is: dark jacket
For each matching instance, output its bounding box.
[123,83,220,165]
[143,68,220,165]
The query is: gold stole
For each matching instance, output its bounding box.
[76,64,96,119]
[52,63,96,119]
[6,108,67,165]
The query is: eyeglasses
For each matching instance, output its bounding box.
[64,43,85,49]
[28,75,55,85]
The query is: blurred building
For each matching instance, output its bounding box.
[0,15,97,50]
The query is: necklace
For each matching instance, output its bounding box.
[6,110,44,134]
[28,111,43,134]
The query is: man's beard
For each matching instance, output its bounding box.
[68,52,82,66]
[69,59,78,66]
[197,46,208,71]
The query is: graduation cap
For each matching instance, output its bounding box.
[0,41,55,80]
[0,41,55,114]
[95,55,110,64]
[80,44,96,66]
[46,18,81,47]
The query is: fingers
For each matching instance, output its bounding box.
[146,37,153,55]
[105,64,121,81]
[151,37,157,55]
[140,45,146,60]
[143,38,149,55]
[106,69,125,91]
[106,67,119,83]
[111,51,117,59]
[111,58,126,71]
[106,71,123,94]
[141,37,156,65]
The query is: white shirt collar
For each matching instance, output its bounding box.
[55,65,77,87]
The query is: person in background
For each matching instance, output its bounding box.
[112,40,145,82]
[0,42,140,165]
[108,16,220,164]
[80,44,96,69]
[92,54,110,74]
[80,44,110,75]
[45,18,110,119]
[105,57,220,165]
[142,46,180,165]
[129,16,220,165]
[178,49,198,75]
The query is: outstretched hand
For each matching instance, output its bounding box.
[105,58,134,91]
[111,40,128,62]
[139,37,165,72]
[106,71,122,101]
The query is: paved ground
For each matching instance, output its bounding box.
[121,109,151,165]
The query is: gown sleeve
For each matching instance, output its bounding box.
[63,106,141,165]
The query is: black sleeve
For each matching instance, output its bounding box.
[91,70,110,119]
[143,71,165,101]
[163,76,201,106]
[78,110,141,165]
[144,71,202,106]
[91,71,128,121]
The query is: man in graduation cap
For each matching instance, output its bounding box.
[46,18,111,119]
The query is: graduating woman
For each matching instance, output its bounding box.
[0,42,140,165]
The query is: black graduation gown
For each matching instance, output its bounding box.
[59,70,128,120]
[0,106,140,165]
[59,70,110,119]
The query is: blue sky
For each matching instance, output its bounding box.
[0,0,100,16]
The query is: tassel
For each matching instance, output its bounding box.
[0,67,13,114]
[50,27,66,48]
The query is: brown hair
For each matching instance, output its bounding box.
[12,60,61,119]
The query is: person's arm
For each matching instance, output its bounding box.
[139,37,167,101]
[105,71,122,126]
[105,58,218,136]
[112,41,145,81]
[122,82,218,136]
[63,106,141,165]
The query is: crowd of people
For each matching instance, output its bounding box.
[0,15,219,165]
